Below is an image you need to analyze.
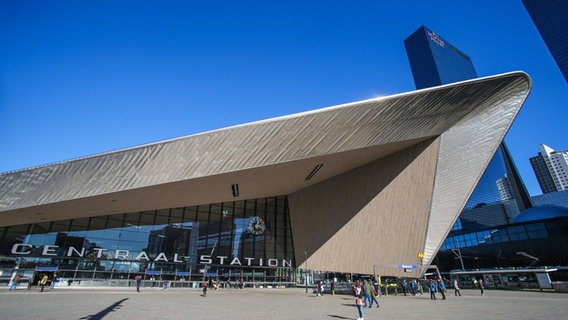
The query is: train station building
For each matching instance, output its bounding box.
[0,72,531,287]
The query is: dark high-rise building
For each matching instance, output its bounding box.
[405,26,534,270]
[404,25,478,89]
[522,0,568,83]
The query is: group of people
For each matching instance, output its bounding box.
[351,276,488,318]
[200,278,245,296]
[401,278,422,296]
[9,273,57,292]
[427,277,488,299]
[390,277,461,300]
[353,278,380,320]
[427,278,448,300]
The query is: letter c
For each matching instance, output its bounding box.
[11,244,32,255]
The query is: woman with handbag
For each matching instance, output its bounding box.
[354,283,365,320]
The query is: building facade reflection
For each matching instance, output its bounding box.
[0,196,295,286]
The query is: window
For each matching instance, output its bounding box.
[525,223,548,239]
[507,225,528,241]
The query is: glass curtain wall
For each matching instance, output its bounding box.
[0,196,295,288]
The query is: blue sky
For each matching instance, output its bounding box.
[1,1,566,196]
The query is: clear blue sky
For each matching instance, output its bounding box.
[1,1,566,196]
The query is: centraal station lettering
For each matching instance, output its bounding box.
[10,244,292,267]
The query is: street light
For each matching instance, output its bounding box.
[451,248,465,270]
[303,251,308,293]
[516,251,539,267]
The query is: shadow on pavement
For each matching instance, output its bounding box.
[327,315,352,319]
[80,298,129,320]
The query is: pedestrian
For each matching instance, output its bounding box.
[202,281,208,297]
[39,274,49,292]
[453,279,462,296]
[401,278,408,296]
[437,278,446,300]
[370,285,380,308]
[27,273,35,290]
[362,279,373,307]
[479,278,485,296]
[163,279,169,289]
[331,279,335,295]
[135,275,142,292]
[428,279,437,300]
[354,283,365,320]
[317,280,324,296]
[50,273,58,290]
[9,274,21,291]
[410,279,417,296]
[373,279,381,297]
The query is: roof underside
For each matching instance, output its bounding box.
[0,72,531,228]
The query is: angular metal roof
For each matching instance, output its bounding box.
[0,70,531,267]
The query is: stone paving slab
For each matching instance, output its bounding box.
[0,287,567,320]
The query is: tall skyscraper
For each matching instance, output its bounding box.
[404,25,478,89]
[530,144,568,194]
[522,0,568,83]
[404,25,532,231]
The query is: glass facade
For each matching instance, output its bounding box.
[404,25,478,90]
[405,25,536,272]
[0,196,296,287]
[405,25,533,235]
[456,147,522,232]
[440,222,549,251]
[522,0,568,83]
[436,216,568,271]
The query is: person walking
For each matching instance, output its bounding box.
[410,279,417,296]
[437,278,447,300]
[317,280,324,296]
[428,279,437,300]
[39,274,49,292]
[401,278,408,296]
[50,274,58,290]
[370,285,380,308]
[479,278,485,296]
[9,274,21,291]
[362,279,373,307]
[331,279,335,295]
[27,273,35,290]
[354,283,365,320]
[135,275,142,292]
[373,278,381,297]
[202,281,208,297]
[453,279,462,296]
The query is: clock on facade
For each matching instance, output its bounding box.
[247,216,266,235]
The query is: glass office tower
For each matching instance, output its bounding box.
[522,0,568,83]
[404,25,478,90]
[405,26,533,269]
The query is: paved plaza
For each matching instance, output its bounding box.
[1,286,567,320]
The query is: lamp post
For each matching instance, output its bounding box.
[451,248,465,270]
[516,251,539,267]
[303,251,308,293]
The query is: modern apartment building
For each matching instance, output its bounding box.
[530,144,568,194]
